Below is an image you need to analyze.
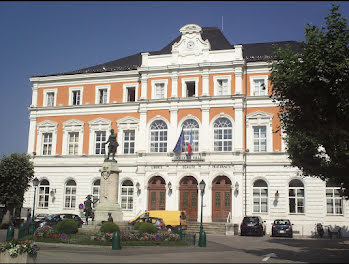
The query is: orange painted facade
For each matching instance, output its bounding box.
[147,110,170,123]
[209,107,235,122]
[177,108,202,124]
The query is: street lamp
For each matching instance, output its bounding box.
[32,177,39,219]
[198,180,206,247]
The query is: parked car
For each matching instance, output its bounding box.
[271,219,293,238]
[35,214,83,229]
[240,216,266,236]
[129,216,165,230]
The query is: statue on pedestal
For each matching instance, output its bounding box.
[84,195,98,225]
[105,129,119,162]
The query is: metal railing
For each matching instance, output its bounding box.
[172,153,205,162]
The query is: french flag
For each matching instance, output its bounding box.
[187,130,193,156]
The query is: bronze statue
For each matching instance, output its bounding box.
[84,195,98,225]
[105,129,119,161]
[108,212,113,223]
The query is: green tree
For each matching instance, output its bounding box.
[269,4,349,196]
[0,153,34,226]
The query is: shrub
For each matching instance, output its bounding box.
[100,222,120,234]
[134,222,157,234]
[55,219,78,234]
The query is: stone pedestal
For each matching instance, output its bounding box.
[94,161,123,224]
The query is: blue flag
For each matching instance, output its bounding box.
[173,128,185,152]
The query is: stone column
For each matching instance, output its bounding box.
[94,161,123,224]
[202,71,209,96]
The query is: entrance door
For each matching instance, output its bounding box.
[180,176,198,221]
[148,176,166,210]
[212,176,232,222]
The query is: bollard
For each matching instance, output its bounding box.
[18,223,26,239]
[6,225,14,242]
[177,226,183,240]
[198,230,206,247]
[112,231,121,250]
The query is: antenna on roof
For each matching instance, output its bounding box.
[222,16,224,32]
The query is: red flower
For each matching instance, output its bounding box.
[98,237,102,241]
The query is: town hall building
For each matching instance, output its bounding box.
[23,24,349,236]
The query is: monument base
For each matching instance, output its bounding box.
[94,202,123,225]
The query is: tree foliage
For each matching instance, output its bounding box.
[269,4,349,196]
[0,153,34,225]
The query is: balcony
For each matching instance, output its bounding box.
[171,153,205,162]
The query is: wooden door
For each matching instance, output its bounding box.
[212,176,232,222]
[180,176,198,221]
[148,176,166,210]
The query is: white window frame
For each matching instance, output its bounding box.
[95,85,110,104]
[149,119,168,153]
[123,130,135,154]
[246,111,273,153]
[151,80,168,99]
[123,83,139,102]
[326,186,343,216]
[253,126,267,152]
[36,120,58,156]
[181,77,199,98]
[95,131,107,155]
[252,180,268,213]
[88,118,111,155]
[37,179,50,209]
[62,119,84,156]
[212,116,233,152]
[213,75,231,96]
[117,116,140,155]
[43,88,57,107]
[69,86,83,106]
[120,180,134,211]
[250,75,268,96]
[288,179,305,214]
[181,118,200,152]
[64,179,77,209]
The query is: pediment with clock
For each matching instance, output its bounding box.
[171,24,211,61]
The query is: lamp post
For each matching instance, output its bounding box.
[32,177,39,219]
[198,180,206,247]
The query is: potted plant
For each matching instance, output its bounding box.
[0,240,39,263]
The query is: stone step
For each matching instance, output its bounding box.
[185,222,227,235]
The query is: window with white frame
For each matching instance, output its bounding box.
[151,80,168,99]
[46,92,55,106]
[64,180,76,209]
[123,130,135,154]
[98,89,108,104]
[253,126,267,152]
[182,78,198,98]
[326,181,343,215]
[121,180,134,210]
[250,75,268,96]
[246,111,273,153]
[92,179,100,208]
[289,179,305,214]
[127,87,136,102]
[214,75,231,96]
[182,119,199,152]
[95,131,106,155]
[72,90,81,105]
[253,180,268,213]
[38,179,50,208]
[42,133,53,155]
[214,118,232,151]
[68,132,79,155]
[150,120,167,152]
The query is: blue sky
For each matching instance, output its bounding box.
[0,1,348,157]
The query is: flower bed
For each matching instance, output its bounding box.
[0,240,39,258]
[90,231,180,242]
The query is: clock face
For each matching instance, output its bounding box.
[187,41,195,49]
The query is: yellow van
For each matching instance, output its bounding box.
[128,210,187,229]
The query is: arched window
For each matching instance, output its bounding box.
[92,179,100,208]
[289,179,304,214]
[326,180,343,215]
[182,119,199,152]
[253,180,268,213]
[150,120,167,152]
[38,179,50,208]
[64,180,76,209]
[121,180,134,210]
[214,118,232,151]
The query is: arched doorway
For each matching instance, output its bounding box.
[148,176,166,210]
[212,176,232,222]
[179,176,198,221]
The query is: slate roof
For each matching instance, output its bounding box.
[32,27,303,78]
